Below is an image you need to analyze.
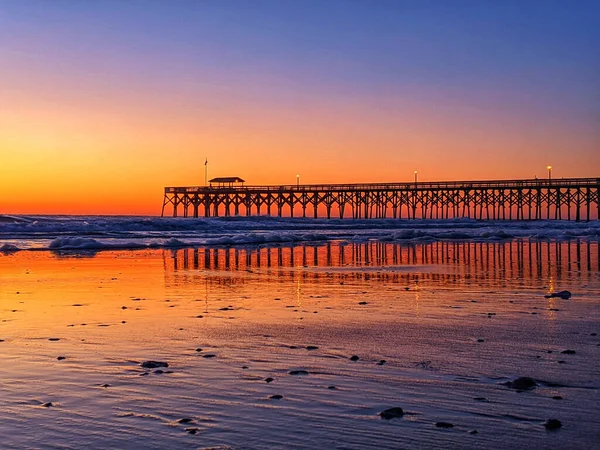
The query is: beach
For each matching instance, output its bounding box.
[1,230,599,449]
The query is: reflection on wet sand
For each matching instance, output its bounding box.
[1,240,599,449]
[165,240,599,287]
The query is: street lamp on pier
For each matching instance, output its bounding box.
[414,170,418,185]
[547,165,552,182]
[297,174,300,188]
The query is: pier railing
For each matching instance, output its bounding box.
[166,178,600,194]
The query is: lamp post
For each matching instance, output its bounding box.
[414,170,418,185]
[297,174,300,188]
[547,165,552,182]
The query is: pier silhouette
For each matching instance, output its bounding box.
[162,177,600,221]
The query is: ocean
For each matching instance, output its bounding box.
[2,215,600,252]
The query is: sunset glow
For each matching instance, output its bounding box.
[1,1,599,214]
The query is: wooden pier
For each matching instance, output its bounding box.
[162,177,600,221]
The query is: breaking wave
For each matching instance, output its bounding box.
[0,214,598,252]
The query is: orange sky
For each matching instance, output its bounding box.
[1,2,598,215]
[1,82,598,215]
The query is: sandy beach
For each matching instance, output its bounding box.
[1,240,598,449]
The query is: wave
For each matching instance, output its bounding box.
[48,237,148,251]
[0,215,598,253]
[0,243,20,253]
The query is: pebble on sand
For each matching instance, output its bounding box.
[349,355,360,361]
[265,377,274,383]
[41,402,53,408]
[379,407,404,420]
[177,418,193,424]
[141,361,169,369]
[306,345,319,350]
[269,394,283,400]
[186,428,199,434]
[544,419,562,430]
[289,370,309,376]
[57,356,66,360]
[435,422,454,428]
[48,338,61,341]
[545,290,571,300]
[560,349,576,354]
[376,360,387,365]
[203,354,216,358]
[358,301,368,305]
[505,376,537,390]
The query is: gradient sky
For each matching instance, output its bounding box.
[1,0,599,214]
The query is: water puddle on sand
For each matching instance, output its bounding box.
[0,240,599,449]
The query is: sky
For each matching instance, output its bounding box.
[1,0,599,214]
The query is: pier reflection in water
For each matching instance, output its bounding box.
[164,240,599,289]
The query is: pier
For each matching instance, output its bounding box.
[162,177,600,221]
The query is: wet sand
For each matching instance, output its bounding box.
[1,241,599,449]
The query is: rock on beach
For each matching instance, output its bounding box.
[141,361,169,369]
[545,290,571,299]
[544,419,562,430]
[379,407,404,419]
[505,376,537,390]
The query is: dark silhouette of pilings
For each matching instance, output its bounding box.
[161,178,600,221]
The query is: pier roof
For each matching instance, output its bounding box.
[209,177,245,184]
